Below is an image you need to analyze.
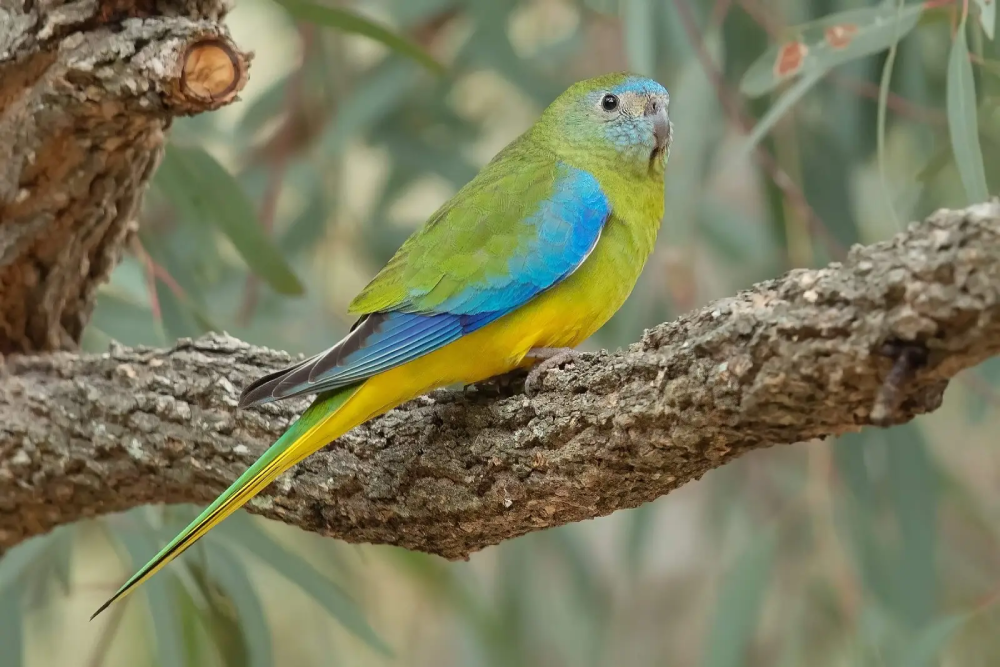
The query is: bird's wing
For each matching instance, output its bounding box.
[239,153,610,408]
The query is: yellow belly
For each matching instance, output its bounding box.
[337,284,601,427]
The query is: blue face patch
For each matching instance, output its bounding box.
[609,76,668,99]
[596,76,668,153]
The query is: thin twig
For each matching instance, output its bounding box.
[133,239,161,322]
[133,241,188,301]
[735,0,782,38]
[830,74,947,125]
[710,0,732,27]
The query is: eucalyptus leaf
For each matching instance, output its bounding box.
[885,424,939,629]
[156,280,206,341]
[272,0,445,74]
[279,189,329,256]
[900,614,969,667]
[621,0,655,76]
[740,4,925,97]
[162,145,306,296]
[737,68,825,161]
[43,524,76,595]
[320,57,418,156]
[113,527,187,667]
[89,288,166,348]
[915,140,954,183]
[239,73,292,135]
[0,581,24,667]
[833,432,895,611]
[622,502,656,577]
[0,536,51,597]
[701,527,778,667]
[974,0,996,40]
[975,56,1000,79]
[947,16,991,204]
[215,512,391,656]
[204,545,274,667]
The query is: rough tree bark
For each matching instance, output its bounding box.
[0,0,250,354]
[1,202,998,560]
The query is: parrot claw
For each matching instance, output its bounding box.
[465,370,523,398]
[523,347,579,397]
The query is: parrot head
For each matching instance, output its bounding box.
[534,72,672,175]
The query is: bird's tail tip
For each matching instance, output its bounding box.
[90,598,114,621]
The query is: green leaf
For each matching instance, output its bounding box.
[156,279,206,341]
[279,188,329,256]
[876,0,907,232]
[161,144,305,296]
[545,528,610,613]
[176,579,218,666]
[947,16,991,204]
[0,581,24,667]
[622,502,656,577]
[81,324,114,353]
[664,36,726,248]
[885,424,939,629]
[542,529,611,667]
[900,614,969,667]
[0,535,52,596]
[698,201,775,274]
[215,513,392,656]
[740,4,925,97]
[204,545,273,667]
[42,524,76,595]
[832,432,895,611]
[701,526,778,667]
[272,0,445,74]
[113,527,187,667]
[621,0,655,76]
[974,56,1000,78]
[975,0,996,39]
[737,68,825,160]
[89,286,167,348]
[966,357,1000,421]
[915,140,953,183]
[239,73,292,135]
[319,57,418,156]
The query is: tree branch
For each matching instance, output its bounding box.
[1,202,998,559]
[0,0,250,354]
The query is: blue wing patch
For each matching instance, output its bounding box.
[238,164,610,408]
[426,165,609,315]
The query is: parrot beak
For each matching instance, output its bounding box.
[644,95,671,154]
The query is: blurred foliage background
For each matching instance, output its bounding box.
[4,0,1000,664]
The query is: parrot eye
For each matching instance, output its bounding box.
[600,94,619,112]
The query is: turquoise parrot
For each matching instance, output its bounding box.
[93,71,672,618]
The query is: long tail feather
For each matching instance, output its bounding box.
[91,384,362,620]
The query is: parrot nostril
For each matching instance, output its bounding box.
[644,97,662,116]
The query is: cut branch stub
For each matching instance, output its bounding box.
[0,0,251,355]
[172,36,252,111]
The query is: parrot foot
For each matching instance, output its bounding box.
[464,370,523,399]
[523,347,580,397]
